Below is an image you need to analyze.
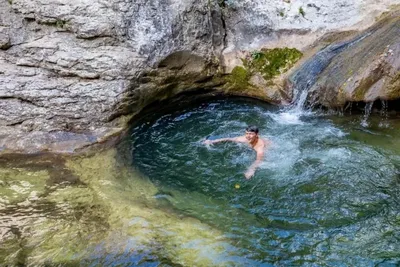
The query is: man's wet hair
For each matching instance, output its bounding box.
[246,125,259,134]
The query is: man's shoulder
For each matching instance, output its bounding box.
[259,138,270,147]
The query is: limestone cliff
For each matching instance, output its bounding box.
[0,0,398,153]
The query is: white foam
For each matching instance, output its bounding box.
[323,126,347,138]
[270,112,304,125]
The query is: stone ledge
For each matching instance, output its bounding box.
[0,127,124,155]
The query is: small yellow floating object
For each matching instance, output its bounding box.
[235,184,240,189]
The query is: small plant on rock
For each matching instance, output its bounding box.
[299,7,306,17]
[56,20,66,28]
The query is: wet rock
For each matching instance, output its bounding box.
[306,14,400,107]
[0,126,123,154]
[248,73,285,103]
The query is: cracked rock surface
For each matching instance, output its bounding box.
[0,0,224,153]
[0,0,398,153]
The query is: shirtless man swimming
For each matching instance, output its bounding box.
[203,125,269,179]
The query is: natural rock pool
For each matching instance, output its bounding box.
[1,98,400,266]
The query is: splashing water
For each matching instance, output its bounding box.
[127,98,400,266]
[281,29,376,125]
[361,102,374,127]
[2,98,400,266]
[379,100,389,128]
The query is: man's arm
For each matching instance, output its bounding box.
[203,137,244,145]
[244,148,264,179]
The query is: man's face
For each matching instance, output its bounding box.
[245,131,258,142]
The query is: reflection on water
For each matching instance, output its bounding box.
[0,98,400,266]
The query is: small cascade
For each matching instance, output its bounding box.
[293,90,309,113]
[379,100,389,128]
[361,102,374,127]
[286,27,375,114]
[276,36,363,123]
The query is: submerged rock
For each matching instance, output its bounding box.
[0,149,255,266]
[0,168,48,205]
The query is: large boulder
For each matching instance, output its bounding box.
[305,13,400,107]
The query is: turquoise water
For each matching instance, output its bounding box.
[1,98,400,266]
[129,98,400,266]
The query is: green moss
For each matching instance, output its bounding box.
[244,47,303,80]
[228,66,250,90]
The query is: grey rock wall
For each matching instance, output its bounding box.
[0,0,397,153]
[0,0,223,134]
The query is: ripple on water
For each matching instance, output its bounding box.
[129,98,400,265]
[4,99,399,266]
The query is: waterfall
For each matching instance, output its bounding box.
[272,30,374,125]
[379,100,389,128]
[361,102,374,127]
[287,31,373,112]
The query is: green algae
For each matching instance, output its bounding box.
[244,48,303,81]
[0,169,110,266]
[0,168,49,205]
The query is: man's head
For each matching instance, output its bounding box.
[245,125,259,142]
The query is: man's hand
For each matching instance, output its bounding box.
[203,140,213,145]
[244,168,255,179]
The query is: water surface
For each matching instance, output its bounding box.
[129,98,400,266]
[1,98,400,266]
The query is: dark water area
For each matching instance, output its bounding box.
[128,98,400,266]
